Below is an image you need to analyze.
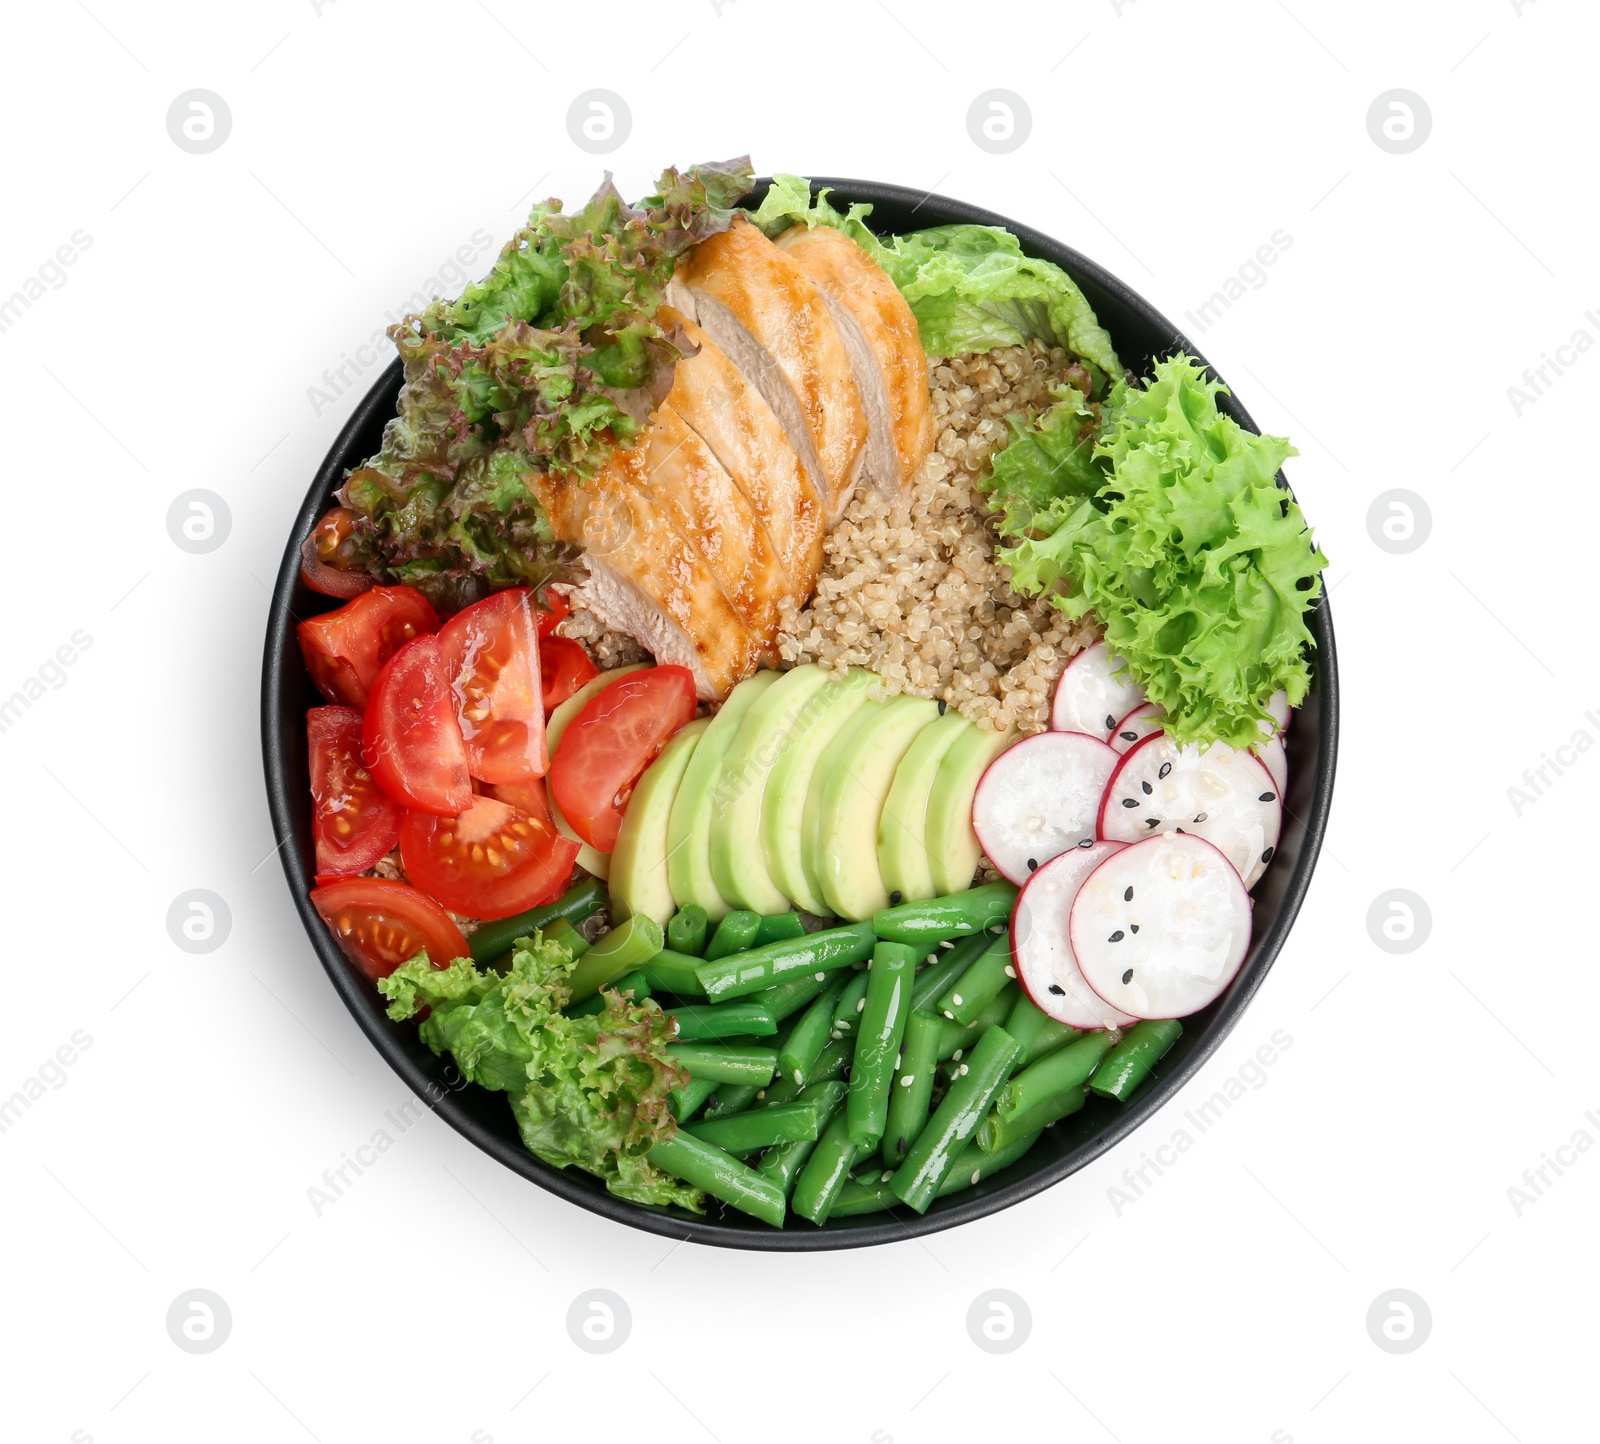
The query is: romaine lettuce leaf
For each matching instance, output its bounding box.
[379,936,701,1212]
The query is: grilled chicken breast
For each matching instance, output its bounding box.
[775,224,933,500]
[669,215,867,524]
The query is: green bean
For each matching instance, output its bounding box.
[807,1037,854,1086]
[882,1009,942,1169]
[701,1083,760,1120]
[936,931,1015,1026]
[847,942,917,1150]
[870,883,1017,947]
[830,1172,900,1217]
[936,1129,1043,1198]
[829,970,872,1039]
[1004,993,1081,1068]
[695,922,876,1001]
[777,975,849,1088]
[935,982,1019,1060]
[566,914,664,1002]
[1088,1020,1183,1102]
[909,932,993,1013]
[704,909,761,960]
[995,1033,1114,1122]
[638,950,710,999]
[791,1108,863,1225]
[747,972,829,1023]
[687,1101,820,1153]
[567,969,650,1018]
[890,1025,1022,1212]
[666,905,709,957]
[756,1081,846,1198]
[754,911,807,946]
[468,878,607,963]
[540,916,591,959]
[665,1042,777,1087]
[647,1133,785,1228]
[979,1085,1086,1153]
[668,1001,777,1041]
[668,1076,718,1121]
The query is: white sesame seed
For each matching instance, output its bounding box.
[939,940,954,950]
[756,1090,765,1099]
[1004,965,1016,979]
[880,1170,893,1183]
[899,1074,915,1086]
[894,1053,901,1069]
[815,972,825,982]
[943,1010,955,1020]
[952,1048,964,1062]
[830,1029,842,1040]
[959,1063,970,1076]
[970,1168,981,1185]
[793,1068,803,1084]
[856,998,866,1012]
[952,994,963,1006]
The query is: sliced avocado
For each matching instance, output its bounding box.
[812,694,940,921]
[708,664,835,914]
[544,663,648,880]
[925,723,1017,895]
[609,718,708,927]
[666,671,780,921]
[878,709,971,905]
[764,668,878,915]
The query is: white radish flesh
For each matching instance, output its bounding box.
[1253,732,1288,794]
[972,731,1119,886]
[1097,733,1283,890]
[1011,841,1138,1029]
[1051,642,1145,740]
[1109,702,1165,754]
[1267,689,1291,734]
[1070,833,1252,1020]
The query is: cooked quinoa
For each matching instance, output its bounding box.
[557,608,650,672]
[776,341,1098,734]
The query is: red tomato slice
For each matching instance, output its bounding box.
[539,636,598,716]
[484,776,554,830]
[399,795,580,919]
[300,507,375,600]
[312,876,470,981]
[307,706,404,882]
[362,635,473,815]
[536,589,571,639]
[437,588,548,785]
[548,666,697,852]
[298,585,440,708]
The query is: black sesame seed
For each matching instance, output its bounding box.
[1026,858,1038,873]
[1145,818,1160,828]
[1141,781,1153,795]
[1105,714,1116,730]
[1122,797,1139,809]
[1120,731,1136,742]
[1130,924,1140,933]
[1259,791,1275,802]
[937,699,947,715]
[1261,846,1275,864]
[1077,837,1094,848]
[1123,886,1133,901]
[889,890,903,906]
[1121,968,1133,984]
[1193,812,1207,823]
[1175,826,1185,833]
[1048,983,1065,995]
[1108,930,1124,942]
[1158,762,1172,779]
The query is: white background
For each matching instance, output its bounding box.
[2,0,1592,1440]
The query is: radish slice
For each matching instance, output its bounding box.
[1012,841,1138,1029]
[1253,732,1288,794]
[1266,689,1290,735]
[1070,833,1252,1019]
[1052,642,1145,740]
[1097,733,1282,890]
[1109,702,1165,754]
[973,731,1119,885]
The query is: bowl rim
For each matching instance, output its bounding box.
[260,174,1339,1251]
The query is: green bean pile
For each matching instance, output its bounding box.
[537,881,1184,1229]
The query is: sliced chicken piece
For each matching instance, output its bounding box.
[669,215,867,524]
[660,310,825,592]
[611,404,785,655]
[530,467,763,700]
[775,224,934,501]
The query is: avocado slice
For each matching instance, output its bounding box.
[610,718,709,927]
[543,663,648,879]
[666,670,780,921]
[708,664,836,914]
[925,723,1017,895]
[878,709,971,905]
[811,694,940,921]
[763,668,877,915]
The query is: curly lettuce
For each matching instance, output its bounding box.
[379,935,701,1211]
[996,355,1326,748]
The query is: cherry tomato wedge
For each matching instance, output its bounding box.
[311,876,469,982]
[362,634,473,815]
[307,706,404,882]
[300,508,375,600]
[436,588,548,785]
[539,636,598,716]
[536,589,571,638]
[484,776,554,830]
[298,585,440,709]
[399,795,580,919]
[548,665,697,852]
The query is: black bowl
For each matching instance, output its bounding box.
[261,177,1338,1250]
